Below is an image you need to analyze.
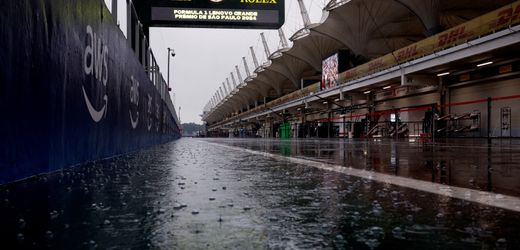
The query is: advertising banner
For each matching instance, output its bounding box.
[0,0,180,183]
[339,0,520,83]
[322,53,339,90]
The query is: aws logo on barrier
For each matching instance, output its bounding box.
[129,76,140,129]
[147,94,153,131]
[83,25,109,123]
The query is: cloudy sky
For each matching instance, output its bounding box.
[107,0,326,124]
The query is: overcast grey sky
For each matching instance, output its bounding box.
[106,0,326,124]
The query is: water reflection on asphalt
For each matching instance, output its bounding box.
[1,138,519,249]
[211,138,520,197]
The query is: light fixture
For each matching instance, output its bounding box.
[437,72,450,77]
[334,98,340,102]
[297,107,301,111]
[323,101,328,104]
[477,61,493,67]
[383,85,392,90]
[364,90,371,94]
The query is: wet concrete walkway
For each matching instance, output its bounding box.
[1,138,519,249]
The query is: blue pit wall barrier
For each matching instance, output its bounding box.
[0,0,181,184]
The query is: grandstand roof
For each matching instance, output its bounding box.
[204,0,516,124]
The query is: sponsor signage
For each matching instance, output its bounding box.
[339,0,520,83]
[321,53,338,90]
[148,0,285,29]
[321,50,349,90]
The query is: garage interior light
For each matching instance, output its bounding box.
[477,61,493,67]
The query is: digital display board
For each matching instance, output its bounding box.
[147,0,285,29]
[321,53,338,90]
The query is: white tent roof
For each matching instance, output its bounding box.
[204,0,515,123]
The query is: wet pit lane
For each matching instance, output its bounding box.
[1,138,520,249]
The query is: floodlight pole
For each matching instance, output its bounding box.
[167,47,175,91]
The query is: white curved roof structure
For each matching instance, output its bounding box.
[203,0,515,124]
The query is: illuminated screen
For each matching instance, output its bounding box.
[148,0,285,29]
[322,53,338,90]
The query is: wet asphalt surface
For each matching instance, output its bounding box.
[210,138,520,197]
[1,138,519,249]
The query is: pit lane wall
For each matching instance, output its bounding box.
[0,0,181,184]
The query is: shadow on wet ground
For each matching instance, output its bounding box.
[1,138,519,249]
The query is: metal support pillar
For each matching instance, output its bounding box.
[226,78,233,93]
[126,0,132,46]
[231,73,238,88]
[328,112,331,138]
[135,20,140,59]
[343,116,346,139]
[250,46,260,68]
[111,0,118,23]
[431,104,436,143]
[278,28,289,48]
[260,33,270,59]
[219,87,225,100]
[488,97,492,141]
[487,97,493,191]
[235,65,243,84]
[222,82,228,95]
[243,57,251,77]
[142,38,147,72]
[395,109,399,141]
[297,0,311,27]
